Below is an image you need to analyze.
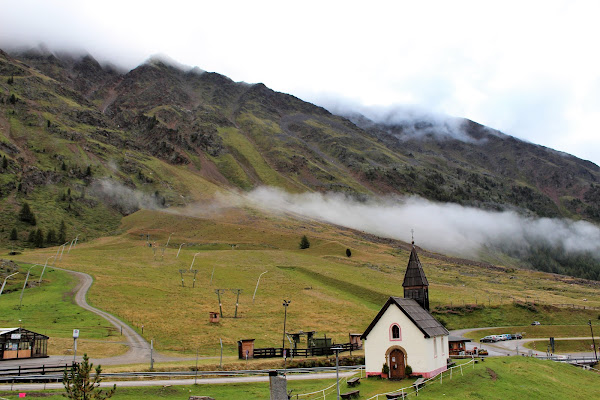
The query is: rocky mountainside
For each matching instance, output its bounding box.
[0,48,599,247]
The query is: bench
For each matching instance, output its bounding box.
[386,392,407,399]
[347,377,360,387]
[340,390,360,399]
[413,377,425,389]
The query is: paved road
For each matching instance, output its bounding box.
[0,371,356,391]
[451,327,599,357]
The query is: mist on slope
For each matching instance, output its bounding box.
[235,187,600,262]
[321,100,497,143]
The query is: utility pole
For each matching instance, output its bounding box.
[282,300,291,350]
[215,289,225,317]
[589,319,598,362]
[332,346,343,400]
[150,339,154,371]
[231,289,242,318]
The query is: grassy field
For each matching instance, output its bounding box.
[0,265,127,358]
[523,339,600,353]
[2,206,600,358]
[0,357,598,399]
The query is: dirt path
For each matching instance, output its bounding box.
[55,267,192,365]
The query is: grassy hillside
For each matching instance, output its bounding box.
[2,207,598,357]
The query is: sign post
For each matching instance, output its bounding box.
[73,329,80,362]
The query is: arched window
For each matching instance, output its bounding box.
[390,324,401,340]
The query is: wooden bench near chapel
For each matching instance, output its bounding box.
[346,377,360,387]
[413,377,426,389]
[340,389,360,399]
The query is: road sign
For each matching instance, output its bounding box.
[73,329,80,338]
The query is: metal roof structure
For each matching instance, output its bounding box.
[361,297,449,339]
[402,245,429,287]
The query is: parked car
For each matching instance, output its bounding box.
[531,321,541,325]
[500,334,512,340]
[480,335,499,342]
[511,333,523,340]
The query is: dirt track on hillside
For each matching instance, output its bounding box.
[56,267,193,365]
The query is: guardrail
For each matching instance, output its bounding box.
[0,365,363,383]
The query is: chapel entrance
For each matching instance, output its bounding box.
[389,348,406,379]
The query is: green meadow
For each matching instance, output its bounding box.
[2,207,600,359]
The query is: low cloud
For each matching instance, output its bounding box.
[89,179,162,215]
[238,187,600,260]
[321,100,496,143]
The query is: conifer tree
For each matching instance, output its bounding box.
[58,219,67,244]
[10,227,18,240]
[63,353,116,399]
[46,228,56,245]
[19,202,37,225]
[34,228,44,248]
[299,235,310,249]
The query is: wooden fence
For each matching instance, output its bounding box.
[252,342,359,359]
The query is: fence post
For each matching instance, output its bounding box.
[440,371,443,384]
[460,364,463,376]
[450,366,453,379]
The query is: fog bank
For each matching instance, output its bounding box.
[238,187,600,259]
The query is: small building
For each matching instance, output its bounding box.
[349,333,362,350]
[362,243,449,379]
[0,328,49,360]
[448,335,472,356]
[237,339,255,359]
[209,312,220,323]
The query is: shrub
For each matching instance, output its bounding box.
[405,365,413,375]
[346,248,352,257]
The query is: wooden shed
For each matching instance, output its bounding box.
[237,339,255,359]
[0,328,49,360]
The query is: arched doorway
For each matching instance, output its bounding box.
[388,347,406,379]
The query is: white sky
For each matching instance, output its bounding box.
[2,0,600,165]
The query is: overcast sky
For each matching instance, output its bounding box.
[2,0,600,165]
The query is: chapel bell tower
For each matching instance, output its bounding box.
[402,241,430,311]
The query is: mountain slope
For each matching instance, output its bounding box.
[0,48,599,269]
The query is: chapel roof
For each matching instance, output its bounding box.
[361,297,448,339]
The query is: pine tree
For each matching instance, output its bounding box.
[58,219,67,244]
[299,235,310,249]
[10,227,18,240]
[46,228,56,245]
[19,202,37,225]
[2,155,7,169]
[27,230,36,243]
[34,228,44,248]
[63,353,116,399]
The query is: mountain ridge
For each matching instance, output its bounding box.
[1,47,599,243]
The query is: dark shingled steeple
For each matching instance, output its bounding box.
[402,242,429,311]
